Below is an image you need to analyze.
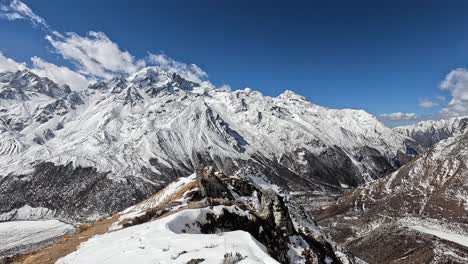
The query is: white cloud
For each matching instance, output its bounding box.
[46,31,145,79]
[0,0,48,28]
[379,112,418,121]
[418,98,438,108]
[147,53,207,83]
[30,56,92,91]
[0,52,26,72]
[439,68,468,116]
[1,1,145,80]
[0,1,216,90]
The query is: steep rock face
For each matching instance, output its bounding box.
[315,127,468,263]
[394,117,468,148]
[196,166,233,199]
[0,68,418,220]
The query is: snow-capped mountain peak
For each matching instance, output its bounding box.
[0,67,419,221]
[0,70,71,100]
[277,89,308,101]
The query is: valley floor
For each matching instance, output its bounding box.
[0,220,74,259]
[3,216,117,264]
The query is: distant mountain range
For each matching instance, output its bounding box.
[394,117,468,148]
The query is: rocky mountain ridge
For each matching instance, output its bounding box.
[394,116,468,148]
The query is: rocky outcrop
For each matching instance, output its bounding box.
[196,166,233,200]
[112,166,355,264]
[194,166,353,264]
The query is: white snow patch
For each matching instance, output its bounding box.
[287,235,309,264]
[57,207,278,264]
[339,182,349,189]
[410,226,468,248]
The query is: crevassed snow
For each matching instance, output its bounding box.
[0,220,74,255]
[57,207,279,264]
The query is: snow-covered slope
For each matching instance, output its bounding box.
[316,125,468,263]
[59,208,280,264]
[0,68,418,220]
[54,166,354,264]
[394,116,468,148]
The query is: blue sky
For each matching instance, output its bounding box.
[1,0,468,126]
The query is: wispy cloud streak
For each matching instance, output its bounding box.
[0,0,48,29]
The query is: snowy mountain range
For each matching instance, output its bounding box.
[394,117,468,148]
[0,68,419,221]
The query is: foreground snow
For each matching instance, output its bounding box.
[0,220,74,257]
[57,207,278,264]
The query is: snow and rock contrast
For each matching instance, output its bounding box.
[0,68,418,221]
[13,166,355,264]
[316,125,468,263]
